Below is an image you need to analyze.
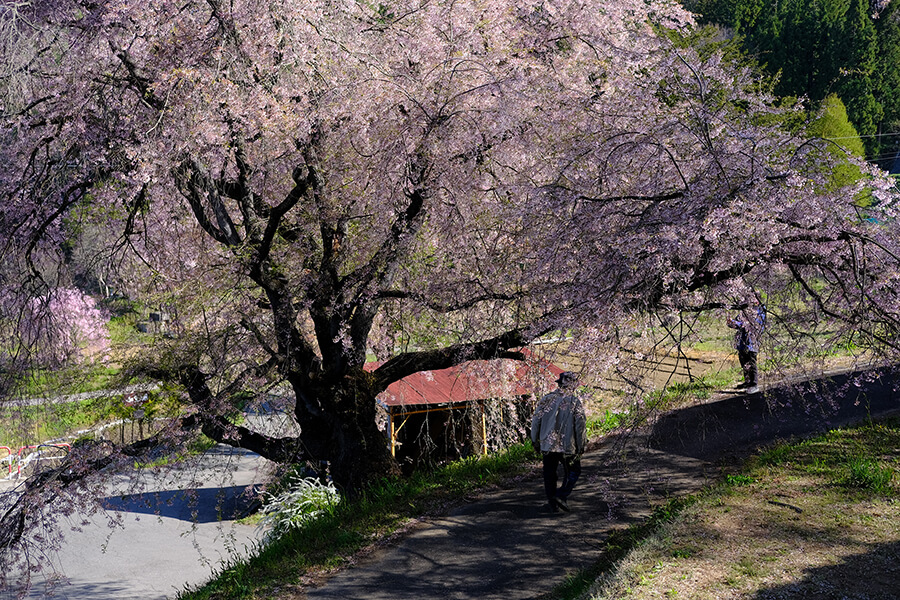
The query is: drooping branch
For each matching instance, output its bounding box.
[131,357,304,464]
[0,433,176,556]
[238,318,280,361]
[177,364,303,463]
[23,178,93,281]
[181,413,304,464]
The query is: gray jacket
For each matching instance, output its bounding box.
[531,389,587,455]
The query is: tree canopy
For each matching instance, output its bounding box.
[2,0,900,588]
[686,0,899,162]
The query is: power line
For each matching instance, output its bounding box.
[823,131,900,141]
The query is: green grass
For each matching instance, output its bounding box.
[0,388,181,448]
[751,420,900,490]
[587,372,735,438]
[17,363,121,398]
[843,456,894,492]
[178,443,537,600]
[556,418,900,600]
[650,373,734,405]
[0,397,124,447]
[107,314,145,347]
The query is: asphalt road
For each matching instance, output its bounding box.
[9,445,268,600]
[6,368,899,600]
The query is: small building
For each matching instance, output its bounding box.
[371,356,563,472]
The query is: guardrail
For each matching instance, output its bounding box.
[1,443,71,480]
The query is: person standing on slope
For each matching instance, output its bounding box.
[531,371,587,513]
[727,304,766,394]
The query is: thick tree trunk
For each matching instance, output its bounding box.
[296,369,399,493]
[329,404,399,494]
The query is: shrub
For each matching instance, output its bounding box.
[257,477,341,543]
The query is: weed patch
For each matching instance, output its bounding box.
[842,456,895,493]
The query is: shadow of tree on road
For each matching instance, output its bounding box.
[649,368,900,461]
[22,579,151,600]
[102,485,260,523]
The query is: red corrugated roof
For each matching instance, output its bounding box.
[367,355,564,408]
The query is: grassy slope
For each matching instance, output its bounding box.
[575,419,900,600]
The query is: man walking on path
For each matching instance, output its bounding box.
[531,371,587,513]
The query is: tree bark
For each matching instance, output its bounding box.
[294,368,398,493]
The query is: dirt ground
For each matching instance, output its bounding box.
[300,366,900,600]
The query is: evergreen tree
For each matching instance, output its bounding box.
[835,0,882,155]
[688,0,896,160]
[874,0,900,166]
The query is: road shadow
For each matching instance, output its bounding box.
[448,497,610,519]
[101,485,260,523]
[15,579,144,600]
[649,368,900,460]
[18,579,156,600]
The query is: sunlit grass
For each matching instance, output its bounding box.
[559,418,900,600]
[0,397,123,447]
[587,372,735,438]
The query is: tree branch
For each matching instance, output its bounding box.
[578,190,685,203]
[108,41,166,112]
[375,288,524,312]
[173,158,242,247]
[371,328,535,390]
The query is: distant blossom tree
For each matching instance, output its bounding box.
[17,287,109,367]
[1,0,899,588]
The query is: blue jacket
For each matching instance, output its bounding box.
[728,306,766,353]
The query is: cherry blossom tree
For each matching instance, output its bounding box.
[16,287,109,366]
[2,0,900,584]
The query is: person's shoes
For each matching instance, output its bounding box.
[554,496,570,512]
[746,385,759,394]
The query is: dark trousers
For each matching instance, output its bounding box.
[738,350,758,386]
[542,452,581,501]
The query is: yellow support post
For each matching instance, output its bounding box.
[390,413,396,457]
[481,402,488,456]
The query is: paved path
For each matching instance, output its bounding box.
[307,368,900,600]
[307,449,707,600]
[14,383,159,408]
